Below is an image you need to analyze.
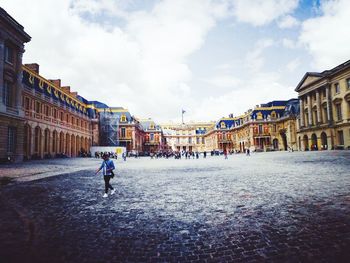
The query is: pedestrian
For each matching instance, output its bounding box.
[246,148,250,156]
[224,149,228,159]
[95,153,116,198]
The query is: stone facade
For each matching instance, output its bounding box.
[22,64,94,159]
[296,60,350,150]
[0,7,31,163]
[161,122,214,152]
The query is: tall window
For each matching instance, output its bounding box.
[202,137,205,144]
[45,105,50,116]
[60,112,64,121]
[24,97,30,110]
[150,133,154,141]
[336,103,342,121]
[3,81,11,107]
[258,125,263,134]
[4,45,14,64]
[347,78,350,90]
[334,83,340,94]
[121,128,126,138]
[337,130,344,145]
[35,101,41,113]
[7,127,16,153]
[323,106,328,123]
[188,137,192,144]
[196,137,200,144]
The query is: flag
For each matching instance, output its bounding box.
[182,109,186,114]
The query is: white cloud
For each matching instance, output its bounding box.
[286,58,301,72]
[2,0,230,122]
[278,15,300,28]
[232,0,299,26]
[282,38,298,49]
[245,38,274,72]
[205,75,241,89]
[299,0,350,69]
[191,72,296,121]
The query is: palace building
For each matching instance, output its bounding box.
[91,103,145,153]
[161,122,215,152]
[139,119,164,153]
[0,7,31,162]
[22,64,96,159]
[206,99,299,153]
[295,60,350,150]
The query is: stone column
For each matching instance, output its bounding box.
[307,95,312,126]
[316,90,321,124]
[326,85,333,124]
[0,40,5,112]
[299,98,304,127]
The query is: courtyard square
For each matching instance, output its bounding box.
[0,151,350,263]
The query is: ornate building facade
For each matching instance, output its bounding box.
[0,7,31,162]
[202,100,299,153]
[22,64,95,159]
[296,60,350,150]
[140,119,164,153]
[161,122,214,152]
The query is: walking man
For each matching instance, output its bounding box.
[95,153,116,198]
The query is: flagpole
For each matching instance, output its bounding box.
[182,109,184,124]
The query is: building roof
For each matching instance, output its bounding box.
[0,7,31,42]
[295,59,350,92]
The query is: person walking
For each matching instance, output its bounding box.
[95,153,116,198]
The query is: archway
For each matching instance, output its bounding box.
[303,135,309,151]
[321,132,328,150]
[311,133,318,151]
[23,124,32,160]
[76,135,81,156]
[273,138,279,150]
[52,130,58,156]
[34,126,42,158]
[59,132,65,154]
[71,134,76,157]
[80,136,84,153]
[44,129,50,156]
[281,133,288,150]
[66,133,70,156]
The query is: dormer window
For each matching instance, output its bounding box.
[120,115,127,122]
[271,111,276,119]
[256,112,263,120]
[220,122,226,129]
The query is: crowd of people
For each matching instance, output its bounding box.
[94,151,127,161]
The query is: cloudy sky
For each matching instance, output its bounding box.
[2,0,350,122]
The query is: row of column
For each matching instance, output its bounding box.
[24,125,91,159]
[299,85,332,127]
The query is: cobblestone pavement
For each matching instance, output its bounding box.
[0,151,350,263]
[0,158,101,182]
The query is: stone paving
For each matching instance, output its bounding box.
[0,151,350,263]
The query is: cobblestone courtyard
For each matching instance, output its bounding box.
[0,151,350,263]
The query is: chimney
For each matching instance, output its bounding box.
[70,91,78,98]
[61,86,71,94]
[49,79,61,88]
[25,63,39,73]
